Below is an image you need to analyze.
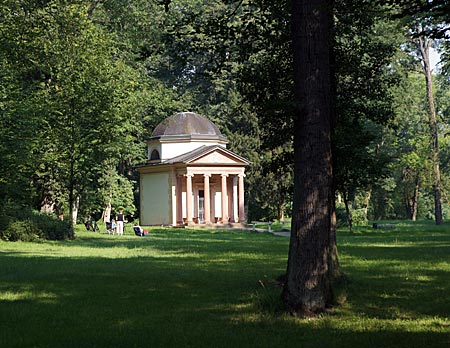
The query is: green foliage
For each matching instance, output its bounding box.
[336,205,348,228]
[370,65,450,221]
[336,205,369,228]
[32,211,72,240]
[0,202,71,242]
[351,208,369,226]
[0,0,153,222]
[111,175,137,217]
[247,151,293,222]
[1,220,41,242]
[2,0,450,226]
[1,215,70,242]
[333,1,403,216]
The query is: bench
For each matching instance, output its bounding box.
[251,221,273,232]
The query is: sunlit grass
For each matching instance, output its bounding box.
[0,221,449,347]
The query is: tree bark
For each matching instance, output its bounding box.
[362,189,372,220]
[72,196,80,226]
[411,174,420,221]
[88,0,102,18]
[283,0,334,315]
[343,191,353,233]
[68,154,75,238]
[418,35,442,225]
[328,191,341,279]
[103,198,112,223]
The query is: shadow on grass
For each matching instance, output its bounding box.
[70,229,285,258]
[337,222,450,322]
[0,226,449,347]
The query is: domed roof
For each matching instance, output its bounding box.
[152,112,223,138]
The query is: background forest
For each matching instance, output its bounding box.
[1,0,450,238]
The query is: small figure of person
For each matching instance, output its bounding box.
[133,223,144,236]
[133,223,149,237]
[116,209,124,236]
[111,219,117,235]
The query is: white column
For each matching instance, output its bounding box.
[176,174,183,225]
[233,175,238,223]
[204,174,211,224]
[186,173,194,223]
[238,174,246,222]
[171,169,177,226]
[221,174,228,223]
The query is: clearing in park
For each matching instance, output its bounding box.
[0,220,449,347]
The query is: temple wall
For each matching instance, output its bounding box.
[140,172,170,225]
[160,141,226,160]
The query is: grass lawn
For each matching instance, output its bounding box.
[0,221,449,347]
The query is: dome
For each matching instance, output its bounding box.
[151,112,223,138]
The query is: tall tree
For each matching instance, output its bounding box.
[332,0,402,228]
[417,34,443,224]
[0,0,149,230]
[232,0,294,221]
[0,1,47,207]
[283,0,334,315]
[391,72,430,220]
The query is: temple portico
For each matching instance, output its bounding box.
[175,171,246,225]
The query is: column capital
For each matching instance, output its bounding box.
[185,173,194,178]
[238,173,246,178]
[221,173,229,178]
[203,173,212,178]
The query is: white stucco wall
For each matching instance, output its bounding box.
[214,191,222,218]
[160,141,226,160]
[140,173,170,225]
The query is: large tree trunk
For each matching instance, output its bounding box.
[283,0,334,315]
[418,36,442,225]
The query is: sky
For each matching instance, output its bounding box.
[430,47,441,71]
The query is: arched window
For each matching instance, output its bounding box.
[150,149,160,160]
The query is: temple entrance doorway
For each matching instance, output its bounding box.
[198,190,205,223]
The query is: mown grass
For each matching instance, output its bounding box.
[0,220,449,347]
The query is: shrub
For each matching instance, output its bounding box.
[352,208,369,226]
[1,219,42,242]
[32,212,71,240]
[336,206,348,227]
[336,206,368,227]
[0,204,71,242]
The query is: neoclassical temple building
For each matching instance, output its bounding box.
[137,112,249,226]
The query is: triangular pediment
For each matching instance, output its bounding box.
[186,147,249,165]
[189,150,238,164]
[154,145,250,166]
